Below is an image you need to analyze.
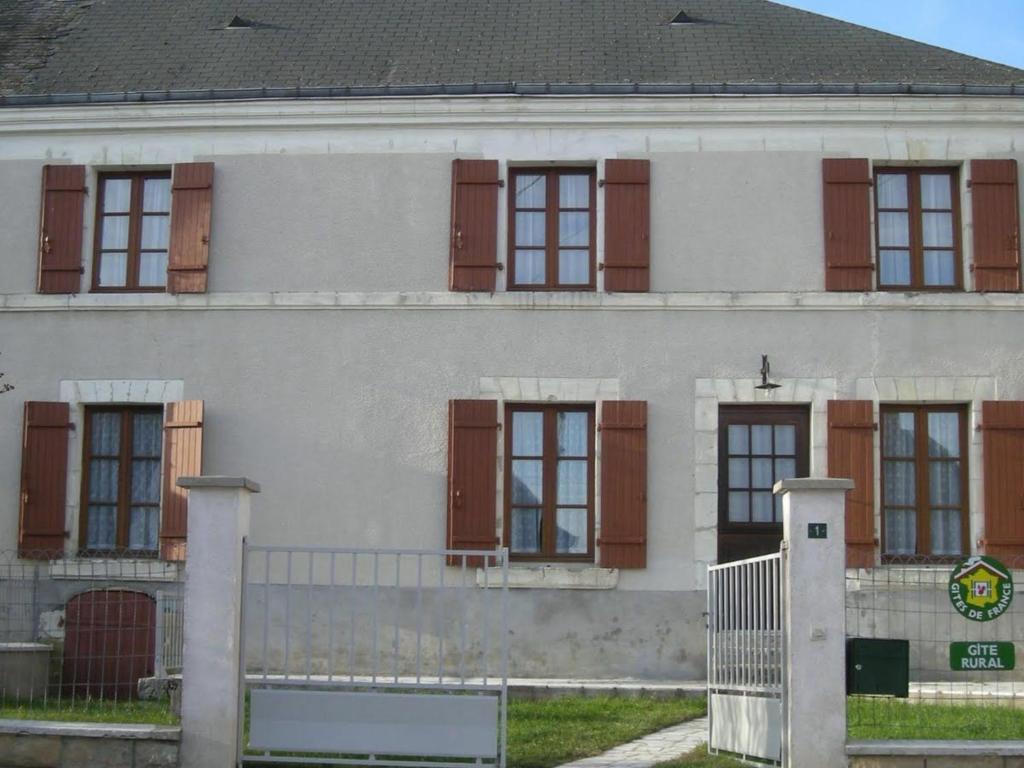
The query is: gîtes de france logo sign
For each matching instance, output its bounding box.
[948,556,1014,622]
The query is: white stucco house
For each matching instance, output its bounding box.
[1,0,1022,678]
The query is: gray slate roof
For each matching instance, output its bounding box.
[2,0,1023,105]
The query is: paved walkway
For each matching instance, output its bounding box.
[555,716,709,768]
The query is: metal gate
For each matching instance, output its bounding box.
[238,544,509,767]
[707,551,784,765]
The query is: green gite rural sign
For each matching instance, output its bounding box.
[948,556,1014,622]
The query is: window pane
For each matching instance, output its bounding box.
[139,252,168,287]
[101,216,129,250]
[515,174,545,208]
[103,179,131,213]
[775,458,796,482]
[878,212,910,247]
[876,174,908,208]
[927,412,960,457]
[559,175,589,207]
[774,495,783,522]
[882,411,915,457]
[930,509,961,556]
[727,425,748,454]
[90,412,121,454]
[879,250,911,285]
[883,460,915,505]
[131,459,161,504]
[86,506,117,550]
[558,212,589,247]
[143,178,171,212]
[512,412,543,456]
[514,250,545,284]
[728,492,749,522]
[510,508,541,553]
[752,492,773,522]
[929,460,961,506]
[128,507,159,551]
[774,425,795,455]
[511,460,543,505]
[88,459,119,503]
[557,460,587,505]
[98,252,128,287]
[923,251,955,286]
[751,425,772,455]
[141,215,170,249]
[922,212,953,247]
[728,458,749,488]
[558,250,589,284]
[920,174,952,209]
[751,458,773,488]
[556,508,587,553]
[557,411,587,456]
[515,212,545,246]
[884,508,916,555]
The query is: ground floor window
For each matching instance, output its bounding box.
[505,404,594,561]
[881,404,967,559]
[718,405,809,563]
[80,406,163,555]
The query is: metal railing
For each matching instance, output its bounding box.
[0,550,184,714]
[846,554,1024,740]
[707,551,784,694]
[239,545,509,767]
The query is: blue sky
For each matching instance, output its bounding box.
[776,1,1024,69]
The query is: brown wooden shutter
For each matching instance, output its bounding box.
[446,400,499,566]
[603,159,650,292]
[168,162,214,294]
[37,165,86,294]
[971,160,1021,292]
[160,400,204,561]
[19,402,71,559]
[823,158,873,291]
[598,401,647,568]
[827,400,876,568]
[450,160,500,292]
[980,401,1024,559]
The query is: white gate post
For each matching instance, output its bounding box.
[774,478,852,768]
[177,476,260,768]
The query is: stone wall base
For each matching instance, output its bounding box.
[0,720,179,768]
[848,741,1024,768]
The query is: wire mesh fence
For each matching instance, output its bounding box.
[0,550,184,717]
[846,554,1024,740]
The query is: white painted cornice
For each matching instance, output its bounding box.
[1,95,1024,134]
[1,290,1022,313]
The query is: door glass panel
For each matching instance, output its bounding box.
[751,458,773,488]
[930,509,961,556]
[878,212,910,247]
[751,425,772,455]
[751,492,773,522]
[558,212,589,246]
[929,461,961,506]
[143,178,171,212]
[556,460,587,505]
[88,459,119,502]
[728,458,749,487]
[510,509,541,553]
[141,215,169,249]
[923,251,955,286]
[927,412,960,457]
[101,216,129,250]
[139,252,168,287]
[98,253,128,287]
[774,458,796,481]
[884,508,916,555]
[727,425,748,454]
[879,250,911,285]
[128,507,159,551]
[515,212,545,246]
[883,412,915,457]
[884,460,916,505]
[91,412,121,454]
[103,179,131,213]
[86,506,117,550]
[774,425,795,455]
[558,175,589,207]
[922,212,953,247]
[558,251,589,284]
[514,251,545,284]
[728,492,749,522]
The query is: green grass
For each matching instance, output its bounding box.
[655,743,752,767]
[0,696,178,725]
[507,695,707,768]
[848,696,1024,741]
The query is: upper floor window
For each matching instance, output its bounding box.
[881,404,967,559]
[505,404,595,560]
[508,169,596,291]
[875,168,961,290]
[93,172,172,291]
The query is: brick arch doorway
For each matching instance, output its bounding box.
[63,589,156,699]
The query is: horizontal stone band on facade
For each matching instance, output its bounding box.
[3,290,1024,312]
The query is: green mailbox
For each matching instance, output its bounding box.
[846,638,910,697]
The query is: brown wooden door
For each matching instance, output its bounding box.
[63,590,155,699]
